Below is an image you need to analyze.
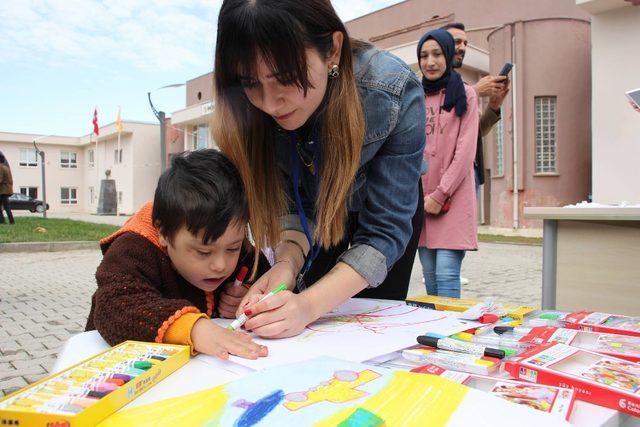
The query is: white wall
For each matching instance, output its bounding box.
[131,123,162,215]
[0,140,86,212]
[590,5,640,203]
[1,122,159,215]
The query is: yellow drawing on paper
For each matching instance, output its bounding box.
[316,371,468,427]
[284,370,381,411]
[98,386,229,427]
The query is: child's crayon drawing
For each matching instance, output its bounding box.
[305,303,448,335]
[99,357,569,427]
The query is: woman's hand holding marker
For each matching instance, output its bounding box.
[235,260,297,318]
[233,282,315,339]
[229,283,289,330]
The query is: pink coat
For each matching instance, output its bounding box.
[418,84,479,250]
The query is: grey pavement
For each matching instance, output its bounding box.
[0,242,541,396]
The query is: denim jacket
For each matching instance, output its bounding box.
[275,46,426,287]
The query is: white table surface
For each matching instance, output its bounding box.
[53,331,640,426]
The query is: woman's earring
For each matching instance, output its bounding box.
[328,64,340,79]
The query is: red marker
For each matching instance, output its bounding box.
[232,266,249,287]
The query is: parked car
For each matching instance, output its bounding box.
[8,193,49,213]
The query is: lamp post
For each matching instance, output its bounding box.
[33,135,52,219]
[147,83,185,172]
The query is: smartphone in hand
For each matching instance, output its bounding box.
[498,62,513,77]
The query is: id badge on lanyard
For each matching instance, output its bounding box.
[289,131,321,291]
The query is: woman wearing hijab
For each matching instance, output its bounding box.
[0,151,15,225]
[416,29,479,298]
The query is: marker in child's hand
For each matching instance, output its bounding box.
[227,283,288,331]
[232,266,249,288]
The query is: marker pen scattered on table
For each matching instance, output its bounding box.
[232,266,249,287]
[417,335,506,359]
[228,283,288,331]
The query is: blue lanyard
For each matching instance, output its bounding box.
[289,131,321,287]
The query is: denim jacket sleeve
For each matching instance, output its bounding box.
[337,49,426,287]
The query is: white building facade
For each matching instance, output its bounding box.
[0,121,160,215]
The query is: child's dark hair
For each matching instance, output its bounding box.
[152,149,248,244]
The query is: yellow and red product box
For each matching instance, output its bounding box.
[505,342,640,417]
[0,341,189,427]
[405,295,534,321]
[509,326,640,363]
[562,311,640,337]
[412,363,576,421]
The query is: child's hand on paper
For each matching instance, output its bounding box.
[191,318,268,360]
[242,290,315,338]
[218,282,249,318]
[235,260,296,318]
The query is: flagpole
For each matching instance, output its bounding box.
[95,132,99,211]
[117,106,122,159]
[94,107,99,212]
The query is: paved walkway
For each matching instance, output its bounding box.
[0,242,541,396]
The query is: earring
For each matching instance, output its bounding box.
[328,64,340,79]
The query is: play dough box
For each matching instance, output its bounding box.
[505,342,640,417]
[412,363,576,421]
[0,341,189,427]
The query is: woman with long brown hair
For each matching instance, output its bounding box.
[213,0,425,337]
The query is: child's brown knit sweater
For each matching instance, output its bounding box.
[85,202,268,347]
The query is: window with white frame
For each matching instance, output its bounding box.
[118,191,123,204]
[114,148,122,164]
[89,186,95,204]
[194,124,209,150]
[495,109,504,176]
[88,149,95,167]
[19,187,38,199]
[19,148,38,167]
[60,187,78,204]
[60,151,78,168]
[535,96,557,173]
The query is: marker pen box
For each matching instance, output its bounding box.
[561,311,640,338]
[412,363,576,421]
[504,342,640,417]
[510,326,640,363]
[0,341,189,427]
[401,346,500,375]
[469,329,539,353]
[405,295,534,321]
[522,310,570,327]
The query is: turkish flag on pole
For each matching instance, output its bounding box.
[92,108,100,136]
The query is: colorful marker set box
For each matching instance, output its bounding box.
[501,326,640,363]
[561,311,640,337]
[522,310,569,327]
[405,295,534,320]
[504,342,640,417]
[0,341,189,427]
[411,363,576,421]
[401,346,500,375]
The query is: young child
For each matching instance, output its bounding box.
[85,149,269,360]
